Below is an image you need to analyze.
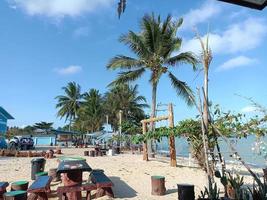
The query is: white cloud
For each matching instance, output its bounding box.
[73,27,89,38]
[54,65,82,75]
[241,106,258,113]
[217,56,257,72]
[181,0,222,30]
[8,0,113,19]
[182,18,267,55]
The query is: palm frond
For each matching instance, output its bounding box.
[107,55,143,70]
[108,68,145,87]
[168,72,195,106]
[166,52,199,70]
[119,31,150,58]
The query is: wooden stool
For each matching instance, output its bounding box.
[84,151,89,156]
[48,168,60,182]
[55,148,62,154]
[0,182,9,200]
[177,184,194,200]
[35,172,48,180]
[89,150,95,157]
[96,151,102,157]
[151,176,166,195]
[3,190,27,200]
[11,181,29,191]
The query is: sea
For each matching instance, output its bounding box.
[33,135,267,168]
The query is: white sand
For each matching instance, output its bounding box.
[0,147,261,199]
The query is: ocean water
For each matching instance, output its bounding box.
[33,135,267,167]
[157,135,267,168]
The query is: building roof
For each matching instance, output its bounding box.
[51,129,82,135]
[0,106,14,120]
[218,0,267,10]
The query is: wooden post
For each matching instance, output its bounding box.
[263,168,267,182]
[168,103,177,167]
[142,122,148,161]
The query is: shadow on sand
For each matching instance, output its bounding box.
[165,188,177,195]
[110,176,137,198]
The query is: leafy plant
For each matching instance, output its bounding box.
[198,182,220,200]
[215,170,251,200]
[249,179,267,200]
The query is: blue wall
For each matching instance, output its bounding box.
[0,115,7,134]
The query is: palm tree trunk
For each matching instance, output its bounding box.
[202,66,213,183]
[148,82,157,157]
[168,103,177,167]
[69,118,72,131]
[203,68,209,130]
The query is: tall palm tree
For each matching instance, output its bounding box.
[75,89,104,133]
[104,83,148,130]
[55,82,83,131]
[107,13,198,156]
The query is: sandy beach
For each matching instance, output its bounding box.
[0,147,261,199]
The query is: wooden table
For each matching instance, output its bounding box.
[57,160,92,200]
[27,176,52,200]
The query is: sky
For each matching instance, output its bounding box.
[0,0,267,128]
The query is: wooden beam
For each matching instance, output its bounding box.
[141,116,169,124]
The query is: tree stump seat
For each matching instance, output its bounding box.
[177,184,195,200]
[3,190,27,200]
[90,170,114,198]
[44,150,54,159]
[84,151,89,156]
[100,149,107,155]
[35,172,48,180]
[57,183,97,200]
[11,181,29,191]
[55,148,62,154]
[0,182,9,200]
[151,176,166,196]
[89,150,95,157]
[27,176,52,200]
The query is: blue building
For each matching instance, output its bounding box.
[0,106,14,149]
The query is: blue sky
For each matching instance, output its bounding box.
[0,0,267,128]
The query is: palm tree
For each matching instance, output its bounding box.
[55,82,83,131]
[104,83,148,130]
[107,13,198,156]
[33,121,54,134]
[75,89,104,133]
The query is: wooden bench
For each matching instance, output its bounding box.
[27,176,52,200]
[57,183,97,200]
[0,182,9,200]
[3,190,27,200]
[90,170,114,198]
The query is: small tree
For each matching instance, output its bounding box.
[33,122,53,134]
